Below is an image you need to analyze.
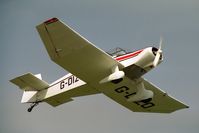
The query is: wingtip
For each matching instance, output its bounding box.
[185,105,189,108]
[44,17,59,25]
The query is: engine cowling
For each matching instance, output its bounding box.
[134,47,156,68]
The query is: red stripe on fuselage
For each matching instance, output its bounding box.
[115,49,143,61]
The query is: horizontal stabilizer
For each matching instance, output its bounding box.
[10,73,49,91]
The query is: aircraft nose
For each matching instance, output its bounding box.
[152,47,158,56]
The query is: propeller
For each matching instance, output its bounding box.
[153,37,163,67]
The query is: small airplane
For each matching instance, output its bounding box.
[10,18,188,113]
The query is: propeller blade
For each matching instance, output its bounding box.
[153,52,161,67]
[153,37,163,67]
[159,36,163,50]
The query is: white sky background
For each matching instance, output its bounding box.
[0,0,199,133]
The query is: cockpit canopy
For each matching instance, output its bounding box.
[107,47,128,57]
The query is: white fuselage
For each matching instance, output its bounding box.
[22,47,163,104]
[116,47,162,73]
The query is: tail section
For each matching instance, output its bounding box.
[10,73,49,103]
[11,72,100,112]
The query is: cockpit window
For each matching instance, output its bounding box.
[107,47,127,57]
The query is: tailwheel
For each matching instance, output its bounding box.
[27,102,40,112]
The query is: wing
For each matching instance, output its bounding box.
[36,18,123,84]
[98,77,188,113]
[45,82,100,107]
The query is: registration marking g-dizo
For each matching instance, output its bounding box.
[60,75,79,89]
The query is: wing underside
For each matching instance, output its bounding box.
[45,83,100,107]
[36,18,123,84]
[98,77,188,113]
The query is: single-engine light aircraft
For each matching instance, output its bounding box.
[11,18,188,113]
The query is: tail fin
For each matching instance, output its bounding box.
[10,73,49,103]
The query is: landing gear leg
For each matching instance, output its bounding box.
[27,102,39,112]
[127,79,154,102]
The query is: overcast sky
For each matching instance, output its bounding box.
[1,0,199,133]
